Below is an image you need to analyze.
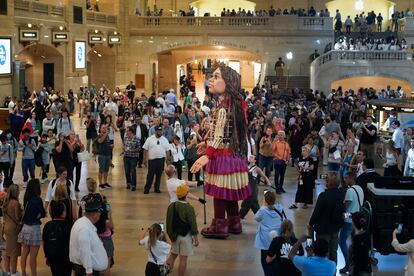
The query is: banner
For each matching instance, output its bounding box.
[75,41,86,69]
[0,37,12,75]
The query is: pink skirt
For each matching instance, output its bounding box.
[204,154,250,201]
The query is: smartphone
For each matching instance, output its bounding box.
[159,222,165,231]
[396,223,403,234]
[306,238,313,248]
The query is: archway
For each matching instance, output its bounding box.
[156,45,261,98]
[16,43,64,93]
[331,76,411,92]
[87,45,116,90]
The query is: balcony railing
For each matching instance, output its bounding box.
[316,50,409,67]
[86,11,117,26]
[14,0,64,18]
[130,16,333,33]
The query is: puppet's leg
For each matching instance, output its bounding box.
[201,198,229,239]
[226,200,242,234]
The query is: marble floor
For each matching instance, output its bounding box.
[9,116,406,276]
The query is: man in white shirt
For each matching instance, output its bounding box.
[143,125,171,194]
[404,137,414,177]
[70,194,108,275]
[7,97,15,114]
[391,121,404,154]
[338,172,364,274]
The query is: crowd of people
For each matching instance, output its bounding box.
[0,67,413,276]
[329,36,407,51]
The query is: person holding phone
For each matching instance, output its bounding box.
[68,131,85,192]
[139,223,172,276]
[392,224,414,276]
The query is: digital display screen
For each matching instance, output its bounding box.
[75,41,86,69]
[0,37,12,75]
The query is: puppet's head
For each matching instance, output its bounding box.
[209,65,248,157]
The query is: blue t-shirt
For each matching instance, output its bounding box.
[292,255,336,276]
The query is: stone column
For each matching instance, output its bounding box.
[114,0,130,86]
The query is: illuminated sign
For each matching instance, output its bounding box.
[52,32,69,43]
[108,35,121,45]
[0,37,12,75]
[19,30,39,42]
[89,34,103,44]
[75,41,86,69]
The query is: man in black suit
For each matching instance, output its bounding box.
[356,158,380,195]
[135,116,148,167]
[126,81,136,103]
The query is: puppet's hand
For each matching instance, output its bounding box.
[190,155,209,173]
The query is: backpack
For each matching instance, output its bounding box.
[172,202,191,236]
[351,186,372,232]
[34,146,44,167]
[43,221,65,261]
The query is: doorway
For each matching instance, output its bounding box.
[43,63,54,89]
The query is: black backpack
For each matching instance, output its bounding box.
[34,146,44,167]
[172,202,191,236]
[43,221,65,261]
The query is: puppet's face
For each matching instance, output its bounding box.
[209,68,226,95]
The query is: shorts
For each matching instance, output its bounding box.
[171,233,193,256]
[100,236,114,257]
[98,155,111,173]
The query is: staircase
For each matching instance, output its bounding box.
[265,76,310,90]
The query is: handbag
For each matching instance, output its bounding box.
[149,247,171,276]
[77,151,90,162]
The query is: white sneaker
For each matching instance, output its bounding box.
[11,272,21,276]
[22,182,27,188]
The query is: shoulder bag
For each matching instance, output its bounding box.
[149,247,171,276]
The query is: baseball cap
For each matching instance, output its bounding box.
[176,184,189,198]
[82,193,104,212]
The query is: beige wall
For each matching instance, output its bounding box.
[87,52,116,90]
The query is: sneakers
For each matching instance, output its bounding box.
[126,184,131,189]
[339,267,349,274]
[131,187,136,191]
[99,183,112,190]
[22,182,27,188]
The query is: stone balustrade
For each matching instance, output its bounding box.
[86,11,117,26]
[129,15,333,34]
[14,0,64,18]
[316,50,409,67]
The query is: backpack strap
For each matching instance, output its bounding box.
[351,186,362,210]
[273,207,287,221]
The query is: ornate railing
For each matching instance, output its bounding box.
[14,0,64,17]
[315,50,409,67]
[130,16,333,31]
[86,11,117,25]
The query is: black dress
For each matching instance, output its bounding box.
[295,157,314,205]
[350,231,372,276]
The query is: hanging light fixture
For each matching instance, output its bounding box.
[355,0,364,11]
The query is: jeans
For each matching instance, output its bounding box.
[42,163,50,180]
[124,156,138,188]
[339,222,354,267]
[317,231,340,264]
[74,161,82,190]
[273,160,287,190]
[260,249,276,276]
[73,264,103,276]
[22,158,35,182]
[258,155,273,178]
[145,158,165,192]
[0,161,10,182]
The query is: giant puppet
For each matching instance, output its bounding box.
[190,65,251,239]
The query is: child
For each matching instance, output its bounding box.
[165,165,206,204]
[240,154,271,219]
[39,134,51,184]
[139,223,172,276]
